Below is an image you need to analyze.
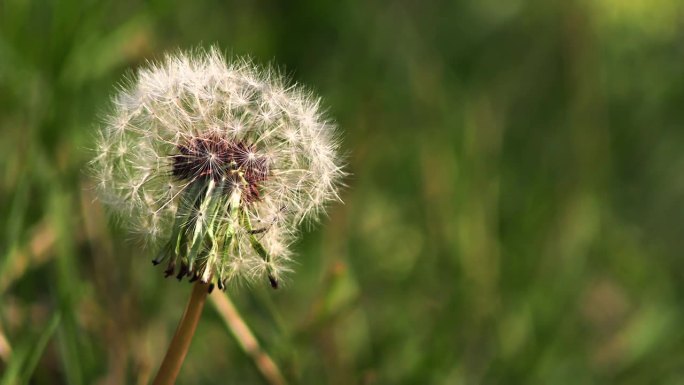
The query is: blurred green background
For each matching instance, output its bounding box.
[2,0,684,384]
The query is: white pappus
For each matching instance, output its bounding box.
[91,47,344,290]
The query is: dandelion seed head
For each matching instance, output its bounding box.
[92,47,344,288]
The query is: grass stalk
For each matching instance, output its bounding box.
[210,291,287,385]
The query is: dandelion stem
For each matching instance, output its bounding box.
[152,281,209,385]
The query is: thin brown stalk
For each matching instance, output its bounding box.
[210,291,287,385]
[152,281,210,385]
[0,322,11,362]
[1,221,57,293]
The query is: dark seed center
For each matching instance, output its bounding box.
[172,133,269,202]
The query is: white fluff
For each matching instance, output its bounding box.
[92,47,344,287]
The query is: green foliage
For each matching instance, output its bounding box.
[2,0,684,384]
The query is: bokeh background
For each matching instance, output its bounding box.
[2,0,684,384]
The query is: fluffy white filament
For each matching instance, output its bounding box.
[92,47,343,287]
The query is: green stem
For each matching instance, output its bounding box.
[152,281,210,385]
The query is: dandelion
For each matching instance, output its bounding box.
[93,47,343,289]
[91,47,344,384]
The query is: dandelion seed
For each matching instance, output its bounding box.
[92,47,344,289]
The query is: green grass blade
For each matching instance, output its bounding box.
[19,313,61,385]
[0,312,61,385]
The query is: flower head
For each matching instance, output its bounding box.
[92,47,344,290]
